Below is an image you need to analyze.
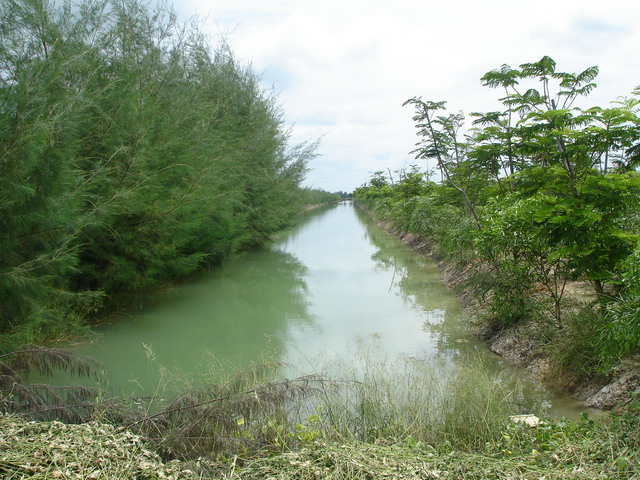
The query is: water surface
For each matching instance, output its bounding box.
[66,203,578,415]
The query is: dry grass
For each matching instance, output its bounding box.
[0,414,200,479]
[226,438,636,480]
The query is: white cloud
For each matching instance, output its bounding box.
[177,0,640,192]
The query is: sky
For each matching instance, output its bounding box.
[171,0,640,193]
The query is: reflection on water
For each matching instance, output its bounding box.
[277,203,460,371]
[57,202,582,417]
[64,248,314,394]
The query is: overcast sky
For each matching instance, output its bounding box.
[172,0,640,193]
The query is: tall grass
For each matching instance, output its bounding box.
[99,344,545,459]
[3,341,549,460]
[288,351,537,453]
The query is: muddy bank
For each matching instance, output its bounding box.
[374,217,640,410]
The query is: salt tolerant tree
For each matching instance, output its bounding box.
[478,56,639,187]
[478,57,599,183]
[402,99,486,227]
[0,0,318,350]
[66,3,316,295]
[476,57,640,308]
[0,0,111,347]
[400,57,640,326]
[582,92,640,175]
[467,111,520,195]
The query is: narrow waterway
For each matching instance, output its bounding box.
[66,202,578,415]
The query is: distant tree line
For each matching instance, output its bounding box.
[301,188,344,205]
[0,0,320,350]
[355,57,640,381]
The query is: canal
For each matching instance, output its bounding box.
[65,202,578,416]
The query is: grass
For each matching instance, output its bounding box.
[290,352,533,451]
[81,341,548,461]
[225,382,640,479]
[228,420,639,480]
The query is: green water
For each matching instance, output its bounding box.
[65,202,579,415]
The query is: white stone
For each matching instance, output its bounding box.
[509,414,542,427]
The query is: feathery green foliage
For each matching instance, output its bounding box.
[0,0,316,350]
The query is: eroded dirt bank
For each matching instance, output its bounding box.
[375,218,640,410]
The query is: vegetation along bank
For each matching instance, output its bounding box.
[354,55,640,408]
[0,0,344,352]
